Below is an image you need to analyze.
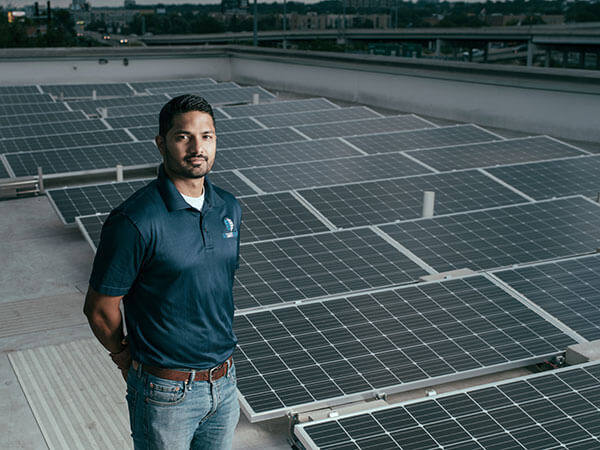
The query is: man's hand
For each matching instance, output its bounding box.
[110,342,132,381]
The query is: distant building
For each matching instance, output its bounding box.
[124,0,136,9]
[71,0,86,11]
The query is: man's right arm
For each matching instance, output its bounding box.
[83,286,131,379]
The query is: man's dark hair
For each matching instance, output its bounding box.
[158,94,215,137]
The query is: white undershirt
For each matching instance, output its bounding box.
[181,192,205,211]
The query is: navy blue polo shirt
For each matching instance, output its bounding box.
[90,164,241,369]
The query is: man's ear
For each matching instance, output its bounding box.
[155,135,166,157]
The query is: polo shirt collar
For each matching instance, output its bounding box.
[157,163,225,212]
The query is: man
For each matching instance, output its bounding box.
[83,94,241,449]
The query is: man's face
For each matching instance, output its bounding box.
[156,111,216,181]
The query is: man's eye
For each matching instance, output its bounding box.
[203,135,214,140]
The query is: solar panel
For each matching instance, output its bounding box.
[75,213,106,251]
[213,139,362,172]
[199,86,276,106]
[346,124,500,154]
[218,128,306,150]
[252,106,380,128]
[41,83,134,99]
[0,157,10,179]
[378,196,600,273]
[102,104,228,120]
[0,110,87,128]
[47,179,152,224]
[0,93,54,105]
[47,171,255,223]
[76,192,332,250]
[66,94,169,115]
[129,78,216,92]
[494,254,600,341]
[221,98,339,118]
[125,117,263,141]
[234,273,577,422]
[407,136,589,171]
[0,85,40,95]
[485,155,600,201]
[298,170,529,228]
[0,129,134,154]
[295,360,600,449]
[234,227,429,311]
[238,152,432,192]
[292,115,434,139]
[145,81,239,95]
[0,102,68,117]
[5,141,159,177]
[0,119,108,140]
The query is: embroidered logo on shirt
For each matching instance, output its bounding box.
[223,218,238,239]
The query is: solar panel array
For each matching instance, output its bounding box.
[295,359,600,449]
[4,78,599,441]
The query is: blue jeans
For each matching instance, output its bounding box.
[126,361,240,450]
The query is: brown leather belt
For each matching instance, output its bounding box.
[132,356,233,383]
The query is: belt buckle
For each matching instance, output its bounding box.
[209,364,220,382]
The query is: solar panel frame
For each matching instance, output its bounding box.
[253,106,382,128]
[0,155,11,179]
[407,136,589,171]
[0,85,41,95]
[0,129,135,154]
[128,78,216,92]
[66,94,170,115]
[237,152,433,193]
[378,196,600,274]
[234,227,431,311]
[296,169,530,228]
[220,98,339,118]
[0,118,109,140]
[0,93,55,105]
[213,138,363,172]
[0,102,69,117]
[102,104,228,120]
[235,273,578,422]
[291,115,435,140]
[40,83,134,99]
[5,141,160,178]
[0,110,88,128]
[346,124,502,154]
[75,213,106,251]
[493,253,600,342]
[485,154,600,201]
[145,81,239,95]
[295,359,600,449]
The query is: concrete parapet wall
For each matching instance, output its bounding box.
[0,46,597,142]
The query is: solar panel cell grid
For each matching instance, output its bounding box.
[494,254,600,341]
[486,155,600,200]
[0,93,54,105]
[66,94,169,114]
[145,81,239,95]
[217,127,305,150]
[378,197,600,273]
[297,170,528,228]
[239,152,432,192]
[346,124,500,154]
[0,119,108,140]
[200,87,275,106]
[221,98,338,118]
[128,78,216,92]
[5,141,160,177]
[235,274,575,421]
[234,228,428,310]
[254,107,380,128]
[0,102,68,117]
[407,136,588,171]
[213,139,362,172]
[0,110,87,128]
[0,85,40,95]
[41,83,134,98]
[295,361,600,449]
[293,115,434,139]
[0,129,134,154]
